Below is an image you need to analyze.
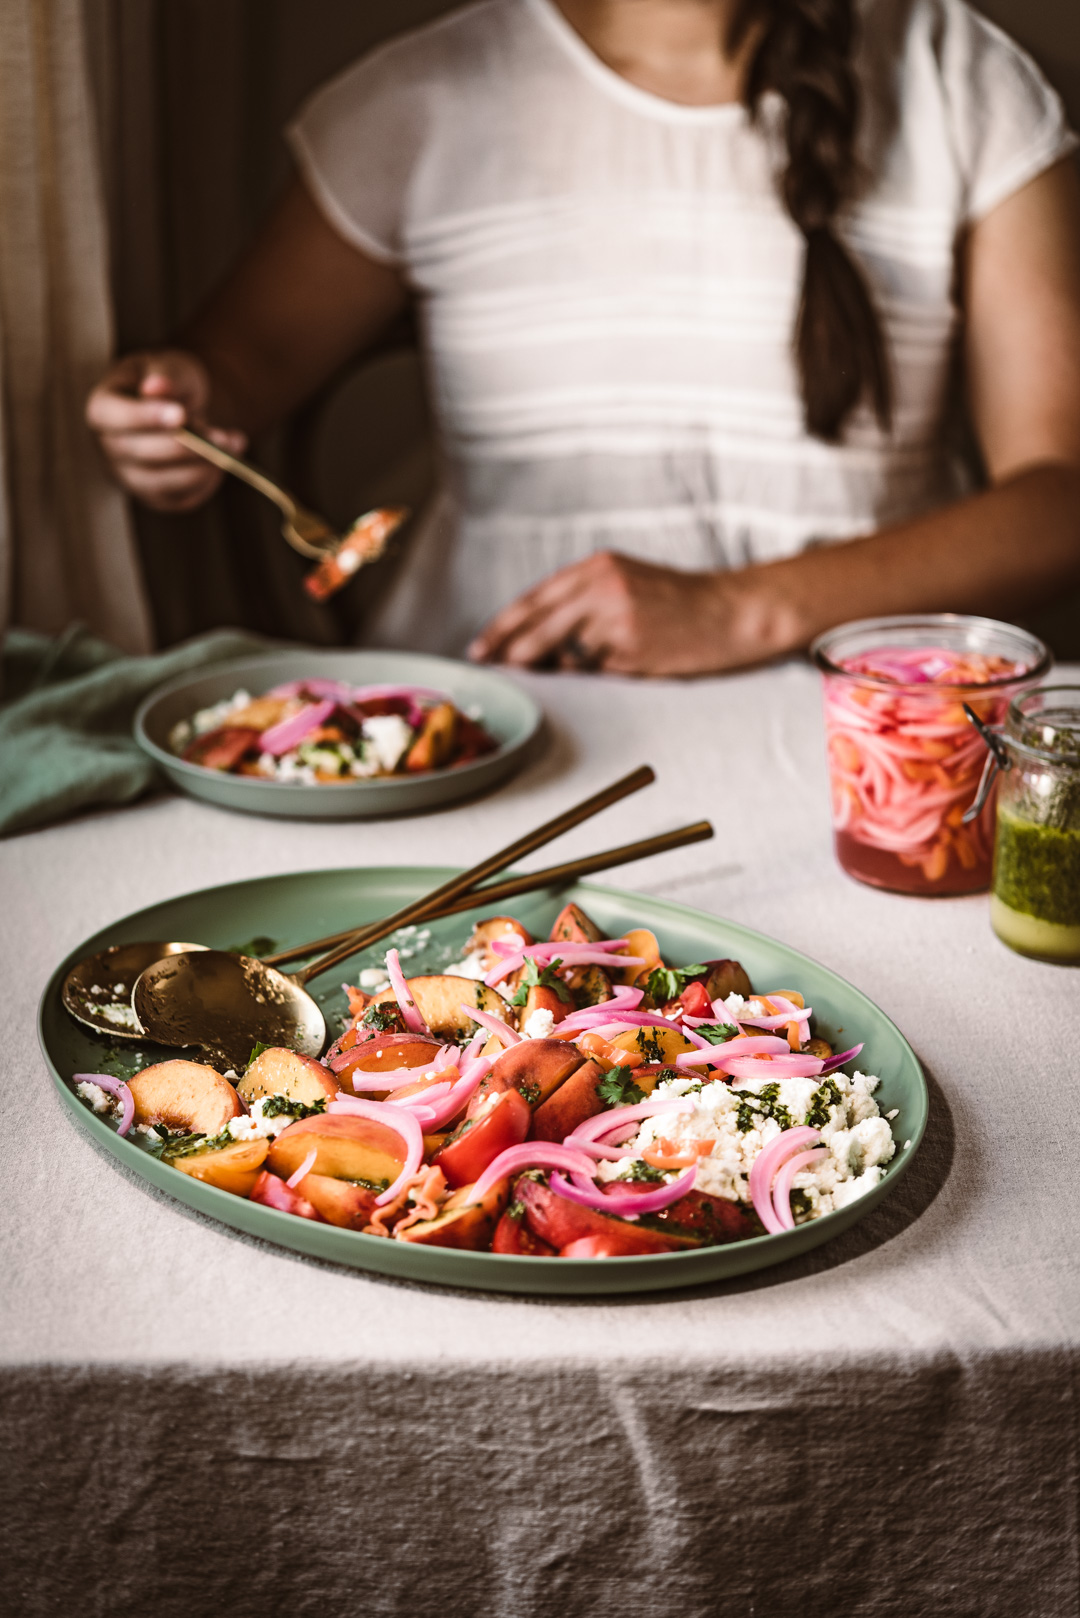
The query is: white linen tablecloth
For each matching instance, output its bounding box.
[3,660,1078,1618]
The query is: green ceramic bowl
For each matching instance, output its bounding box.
[134,650,542,819]
[39,869,927,1295]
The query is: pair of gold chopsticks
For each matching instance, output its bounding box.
[262,765,712,979]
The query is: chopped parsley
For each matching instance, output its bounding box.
[258,1094,327,1120]
[518,1082,541,1105]
[735,1082,793,1135]
[625,1159,667,1183]
[510,957,573,1007]
[361,1005,403,1032]
[227,936,279,959]
[693,1022,739,1045]
[805,1077,842,1130]
[646,963,707,1003]
[597,1065,646,1108]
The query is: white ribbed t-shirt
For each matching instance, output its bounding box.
[288,0,1077,654]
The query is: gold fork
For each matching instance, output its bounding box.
[175,426,341,559]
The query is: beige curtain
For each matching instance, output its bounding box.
[0,0,151,653]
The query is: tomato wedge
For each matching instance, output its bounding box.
[433,1089,531,1189]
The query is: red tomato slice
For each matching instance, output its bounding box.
[679,980,713,1019]
[433,1089,531,1189]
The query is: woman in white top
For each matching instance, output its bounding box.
[87,0,1080,675]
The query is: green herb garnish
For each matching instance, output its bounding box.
[510,957,573,1007]
[735,1082,793,1135]
[257,1094,327,1121]
[246,1042,270,1070]
[362,1005,402,1032]
[693,1022,739,1044]
[805,1077,842,1130]
[228,936,279,959]
[625,1159,667,1183]
[647,963,707,1003]
[597,1065,646,1108]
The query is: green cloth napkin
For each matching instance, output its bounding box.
[0,624,270,836]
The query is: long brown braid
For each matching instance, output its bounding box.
[730,0,892,441]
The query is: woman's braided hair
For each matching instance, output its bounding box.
[731,0,892,441]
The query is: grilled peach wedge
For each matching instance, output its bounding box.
[127,1059,243,1136]
[267,1113,405,1189]
[237,1047,338,1107]
[172,1137,268,1197]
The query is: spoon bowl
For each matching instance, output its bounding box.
[132,950,326,1073]
[63,941,208,1041]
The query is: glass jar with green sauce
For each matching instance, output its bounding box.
[991,686,1080,963]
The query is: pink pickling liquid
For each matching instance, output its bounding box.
[823,646,1027,896]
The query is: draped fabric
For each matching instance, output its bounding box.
[0,0,151,657]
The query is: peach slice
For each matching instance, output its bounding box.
[404,701,458,772]
[463,914,533,971]
[330,1033,443,1096]
[548,902,605,945]
[171,1137,268,1197]
[237,1047,338,1107]
[475,1038,583,1111]
[267,1113,405,1189]
[367,975,510,1040]
[607,1025,698,1065]
[127,1059,244,1136]
[530,1059,609,1141]
[613,927,662,988]
[396,1178,510,1249]
[292,1171,378,1230]
[250,1169,321,1220]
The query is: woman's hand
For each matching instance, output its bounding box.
[467,550,780,676]
[85,348,248,512]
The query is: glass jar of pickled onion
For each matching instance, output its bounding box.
[811,615,1050,896]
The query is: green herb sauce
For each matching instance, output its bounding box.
[993,809,1080,926]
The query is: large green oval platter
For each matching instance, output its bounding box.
[39,868,927,1295]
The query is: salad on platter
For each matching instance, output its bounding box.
[71,903,905,1259]
[168,680,498,784]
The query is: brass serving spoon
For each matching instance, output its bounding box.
[127,767,659,1071]
[63,941,208,1042]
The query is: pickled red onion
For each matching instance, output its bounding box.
[564,1096,693,1159]
[472,1142,597,1202]
[818,1043,864,1073]
[484,946,642,987]
[551,1165,697,1217]
[386,949,430,1035]
[462,1003,522,1045]
[258,698,336,755]
[747,1126,822,1235]
[286,1148,318,1189]
[772,1147,829,1230]
[73,1073,134,1137]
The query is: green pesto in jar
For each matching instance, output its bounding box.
[993,809,1080,926]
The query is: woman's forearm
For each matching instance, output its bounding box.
[745,461,1080,660]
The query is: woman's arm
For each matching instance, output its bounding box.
[469,158,1080,674]
[86,178,408,511]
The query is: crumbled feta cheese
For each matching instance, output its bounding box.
[133,1123,162,1142]
[362,714,413,774]
[222,1069,239,1082]
[444,947,488,980]
[76,1080,111,1114]
[625,1066,894,1222]
[358,967,390,990]
[95,1001,139,1031]
[190,689,251,737]
[521,1008,555,1040]
[885,1108,898,1121]
[228,1098,295,1140]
